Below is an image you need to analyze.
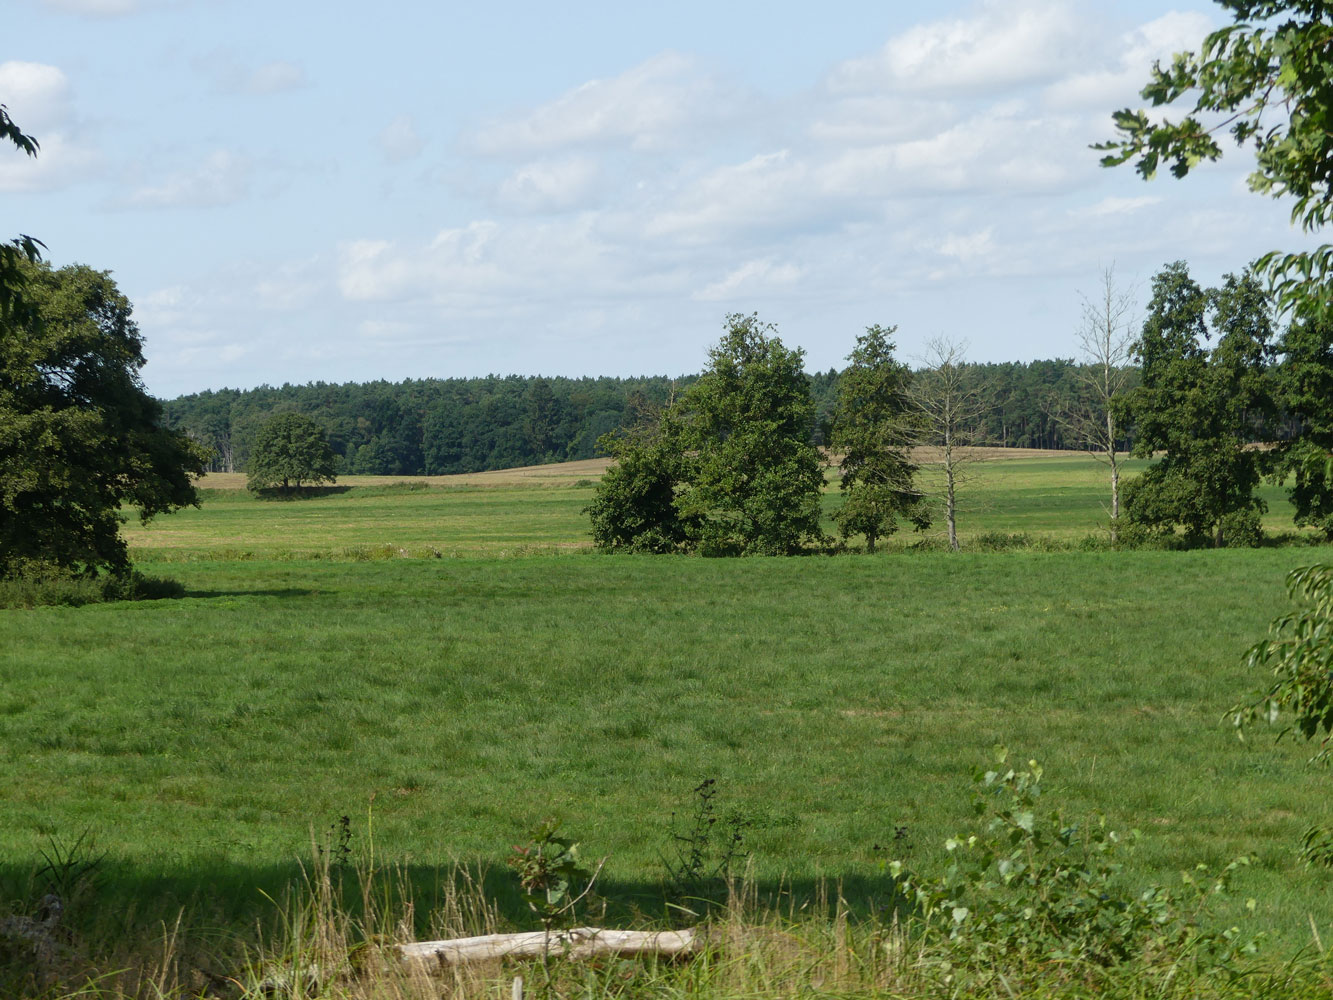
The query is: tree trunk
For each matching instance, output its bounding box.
[397,928,701,967]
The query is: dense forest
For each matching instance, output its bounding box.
[162,360,1136,476]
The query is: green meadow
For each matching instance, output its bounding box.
[3,452,1333,955]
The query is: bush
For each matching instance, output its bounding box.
[0,564,184,609]
[887,749,1259,990]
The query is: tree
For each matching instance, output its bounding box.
[246,412,337,494]
[1097,2,1333,324]
[1118,262,1275,547]
[585,400,697,553]
[829,325,929,553]
[585,314,828,556]
[0,104,44,323]
[675,314,829,556]
[1273,317,1333,537]
[911,337,986,551]
[1061,268,1136,539]
[0,260,207,577]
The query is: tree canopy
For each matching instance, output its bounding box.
[829,325,928,552]
[1117,262,1276,547]
[0,261,207,576]
[246,412,337,494]
[1097,2,1333,321]
[586,314,827,556]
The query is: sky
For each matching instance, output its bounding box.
[3,0,1318,398]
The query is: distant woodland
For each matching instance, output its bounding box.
[162,360,1137,476]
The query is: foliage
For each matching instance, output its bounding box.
[675,313,829,556]
[1118,262,1275,547]
[829,325,929,552]
[1097,3,1333,323]
[588,314,828,556]
[1232,564,1333,864]
[0,260,207,577]
[661,778,752,908]
[0,104,44,324]
[507,818,595,932]
[0,563,183,608]
[585,403,697,553]
[1272,319,1333,537]
[1233,564,1333,756]
[888,749,1259,989]
[246,411,338,494]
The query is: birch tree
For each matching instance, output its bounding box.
[912,337,986,551]
[1066,268,1136,539]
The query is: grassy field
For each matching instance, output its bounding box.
[122,452,1310,559]
[3,451,1333,990]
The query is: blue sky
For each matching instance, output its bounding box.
[4,0,1314,397]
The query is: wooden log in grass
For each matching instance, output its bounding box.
[397,926,701,967]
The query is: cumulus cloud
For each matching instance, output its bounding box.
[0,61,103,192]
[378,114,424,163]
[497,156,601,213]
[123,149,251,208]
[42,0,144,15]
[695,258,804,301]
[0,61,72,133]
[243,60,307,95]
[827,0,1092,96]
[471,51,745,155]
[193,52,308,95]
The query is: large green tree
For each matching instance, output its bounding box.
[1118,262,1276,547]
[246,412,337,494]
[1097,2,1333,323]
[0,261,207,576]
[829,325,928,553]
[1273,317,1333,537]
[586,314,827,556]
[675,314,828,556]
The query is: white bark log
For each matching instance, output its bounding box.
[397,927,700,967]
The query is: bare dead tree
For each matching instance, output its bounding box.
[1061,267,1136,540]
[911,337,988,551]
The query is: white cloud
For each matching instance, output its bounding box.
[123,149,251,208]
[497,156,601,213]
[378,114,423,163]
[0,61,72,133]
[827,0,1091,96]
[42,0,143,14]
[471,52,744,155]
[937,228,995,260]
[1081,195,1161,217]
[695,258,803,301]
[243,60,307,95]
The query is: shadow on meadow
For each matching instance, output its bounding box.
[180,588,319,600]
[0,854,905,946]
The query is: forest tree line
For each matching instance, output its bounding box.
[162,358,1139,477]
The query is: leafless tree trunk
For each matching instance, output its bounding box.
[912,337,986,551]
[1064,267,1136,541]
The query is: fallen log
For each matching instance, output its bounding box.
[397,927,701,967]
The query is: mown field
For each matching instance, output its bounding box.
[3,451,1333,955]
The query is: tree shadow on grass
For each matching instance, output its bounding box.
[181,588,319,600]
[0,856,906,950]
[249,485,352,501]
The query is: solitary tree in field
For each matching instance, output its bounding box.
[830,325,929,552]
[912,337,985,551]
[246,412,337,495]
[1061,268,1136,539]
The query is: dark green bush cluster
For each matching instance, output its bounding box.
[0,563,183,609]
